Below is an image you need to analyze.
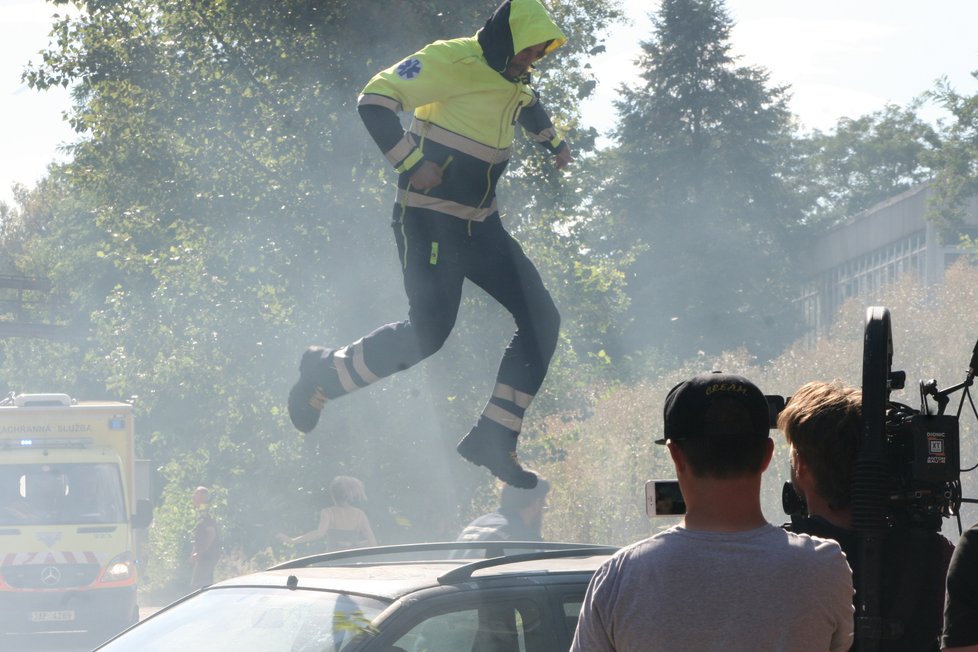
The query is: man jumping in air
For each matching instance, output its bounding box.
[288,0,572,488]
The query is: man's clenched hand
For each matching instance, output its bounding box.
[554,142,573,170]
[409,160,444,191]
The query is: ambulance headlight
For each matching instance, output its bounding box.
[99,554,136,583]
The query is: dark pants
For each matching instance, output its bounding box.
[190,558,217,590]
[356,209,560,410]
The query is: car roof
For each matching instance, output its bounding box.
[207,541,618,602]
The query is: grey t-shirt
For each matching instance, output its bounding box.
[571,523,854,652]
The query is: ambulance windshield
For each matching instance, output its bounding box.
[0,463,127,525]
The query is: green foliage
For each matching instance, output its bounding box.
[142,455,219,594]
[601,0,801,362]
[927,73,978,240]
[787,103,941,229]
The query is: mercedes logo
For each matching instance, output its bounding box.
[40,566,61,586]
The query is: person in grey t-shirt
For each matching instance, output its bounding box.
[570,372,854,652]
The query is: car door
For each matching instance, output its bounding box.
[545,583,590,650]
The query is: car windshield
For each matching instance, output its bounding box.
[97,586,389,652]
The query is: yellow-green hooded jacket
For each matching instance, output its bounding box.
[357,0,567,222]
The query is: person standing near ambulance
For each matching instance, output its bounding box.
[289,0,572,489]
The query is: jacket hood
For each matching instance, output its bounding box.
[477,0,566,80]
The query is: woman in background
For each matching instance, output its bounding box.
[278,476,377,552]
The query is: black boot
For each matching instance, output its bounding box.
[287,346,337,433]
[456,418,538,488]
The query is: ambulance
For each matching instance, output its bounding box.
[0,393,152,641]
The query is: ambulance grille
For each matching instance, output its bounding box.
[2,563,100,589]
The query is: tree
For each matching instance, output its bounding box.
[928,72,978,239]
[601,0,800,364]
[787,103,941,230]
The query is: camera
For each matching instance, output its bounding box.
[772,307,973,532]
[856,307,976,646]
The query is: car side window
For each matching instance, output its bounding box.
[562,599,584,641]
[395,608,477,652]
[392,599,548,652]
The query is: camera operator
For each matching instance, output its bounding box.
[571,372,854,652]
[779,381,955,652]
[943,521,978,651]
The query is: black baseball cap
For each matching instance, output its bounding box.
[655,372,770,445]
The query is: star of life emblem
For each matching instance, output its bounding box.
[396,57,423,80]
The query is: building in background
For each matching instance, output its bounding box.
[799,184,978,339]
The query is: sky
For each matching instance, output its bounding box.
[2,0,978,208]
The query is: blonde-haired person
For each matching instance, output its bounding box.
[278,476,377,552]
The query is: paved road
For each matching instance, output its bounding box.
[2,606,163,652]
[3,633,108,652]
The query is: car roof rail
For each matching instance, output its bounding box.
[268,541,615,571]
[436,546,619,584]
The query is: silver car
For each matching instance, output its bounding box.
[96,541,617,652]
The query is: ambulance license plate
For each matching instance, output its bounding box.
[31,610,76,622]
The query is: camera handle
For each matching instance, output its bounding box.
[853,306,893,651]
[920,379,950,415]
[919,338,978,416]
